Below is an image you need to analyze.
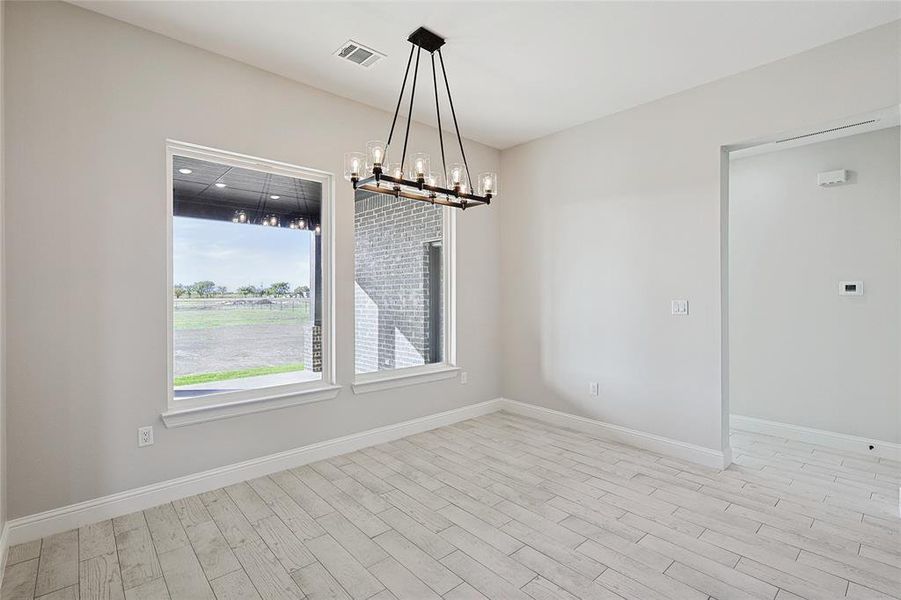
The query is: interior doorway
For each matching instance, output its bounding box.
[722,106,901,462]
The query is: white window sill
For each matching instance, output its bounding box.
[352,365,460,395]
[162,384,341,428]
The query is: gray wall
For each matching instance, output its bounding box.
[499,22,900,454]
[730,127,900,443]
[4,1,501,519]
[355,195,444,374]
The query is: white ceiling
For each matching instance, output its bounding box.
[71,1,900,149]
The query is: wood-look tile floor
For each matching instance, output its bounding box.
[3,412,900,600]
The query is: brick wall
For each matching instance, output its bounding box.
[355,194,443,374]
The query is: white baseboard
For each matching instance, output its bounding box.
[7,398,504,545]
[0,521,9,591]
[731,414,901,461]
[7,396,734,546]
[499,399,730,470]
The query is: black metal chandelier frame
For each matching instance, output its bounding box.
[351,27,491,210]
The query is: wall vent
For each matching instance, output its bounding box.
[334,40,385,68]
[775,119,877,144]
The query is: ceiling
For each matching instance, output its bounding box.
[173,156,322,224]
[73,1,900,149]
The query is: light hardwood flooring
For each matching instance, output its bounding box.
[2,411,899,600]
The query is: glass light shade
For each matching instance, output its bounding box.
[385,162,405,185]
[365,140,387,172]
[234,210,247,223]
[409,153,430,180]
[447,163,467,189]
[314,223,321,235]
[262,214,279,227]
[344,152,365,181]
[425,171,443,188]
[478,172,498,197]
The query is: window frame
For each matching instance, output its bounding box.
[352,199,458,394]
[162,140,339,427]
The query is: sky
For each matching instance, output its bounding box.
[174,216,311,291]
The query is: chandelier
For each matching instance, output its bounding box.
[344,27,497,210]
[229,174,321,233]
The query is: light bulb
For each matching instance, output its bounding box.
[478,171,498,197]
[448,163,465,188]
[366,140,386,172]
[178,168,192,175]
[238,212,247,223]
[344,152,366,181]
[215,182,227,188]
[314,224,321,234]
[298,219,305,229]
[270,195,280,200]
[410,153,430,181]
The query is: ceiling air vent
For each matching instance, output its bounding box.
[775,119,877,144]
[334,40,385,68]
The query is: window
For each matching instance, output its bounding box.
[354,191,456,388]
[165,142,335,424]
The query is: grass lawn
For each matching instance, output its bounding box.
[174,363,305,386]
[174,305,310,330]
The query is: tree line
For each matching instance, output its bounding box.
[174,281,310,299]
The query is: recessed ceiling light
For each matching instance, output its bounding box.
[270,195,280,200]
[215,182,227,188]
[178,168,192,174]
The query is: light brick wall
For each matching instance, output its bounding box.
[354,194,443,374]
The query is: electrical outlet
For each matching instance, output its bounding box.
[460,371,468,384]
[589,382,599,397]
[671,299,689,316]
[138,426,154,448]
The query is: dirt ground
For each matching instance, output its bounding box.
[173,322,304,376]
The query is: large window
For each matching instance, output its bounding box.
[354,191,455,383]
[166,142,334,422]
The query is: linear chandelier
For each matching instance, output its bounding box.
[344,27,497,210]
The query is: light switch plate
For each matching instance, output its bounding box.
[671,299,689,315]
[589,382,599,397]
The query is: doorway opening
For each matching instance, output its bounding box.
[721,106,900,463]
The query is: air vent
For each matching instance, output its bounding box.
[775,119,877,144]
[334,40,385,68]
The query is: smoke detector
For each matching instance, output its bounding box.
[334,40,385,68]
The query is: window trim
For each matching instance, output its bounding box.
[164,140,338,426]
[352,199,457,392]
